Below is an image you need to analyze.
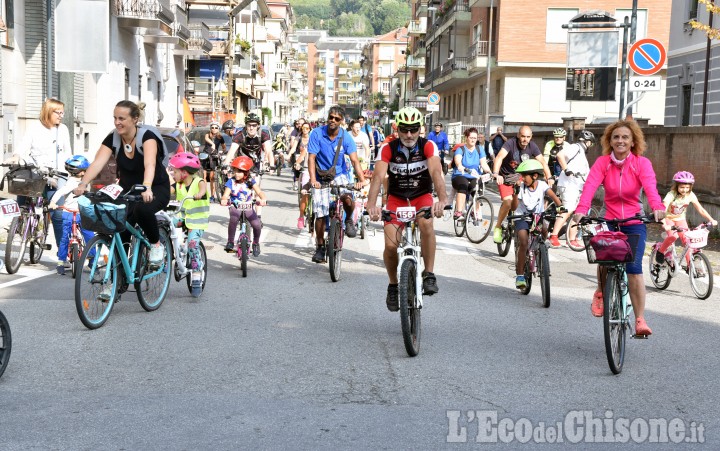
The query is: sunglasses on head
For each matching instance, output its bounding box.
[327,115,343,122]
[398,125,420,134]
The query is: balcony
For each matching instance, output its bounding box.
[427,0,471,43]
[408,19,426,35]
[114,0,174,38]
[416,0,428,16]
[468,0,493,7]
[411,79,428,97]
[407,55,425,69]
[434,56,469,89]
[232,58,253,78]
[298,52,308,61]
[338,60,351,69]
[412,39,426,57]
[314,98,326,107]
[254,77,272,93]
[468,40,490,71]
[254,25,268,42]
[316,59,326,69]
[406,100,427,110]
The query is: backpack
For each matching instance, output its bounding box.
[111,124,169,167]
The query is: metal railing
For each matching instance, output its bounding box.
[114,0,174,22]
[468,41,488,61]
[440,56,467,77]
[432,0,470,31]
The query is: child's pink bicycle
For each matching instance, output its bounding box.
[649,222,714,299]
[58,206,86,279]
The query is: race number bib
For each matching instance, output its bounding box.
[0,199,21,218]
[98,184,123,200]
[236,202,253,211]
[396,206,417,222]
[589,223,609,235]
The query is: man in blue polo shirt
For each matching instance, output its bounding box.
[427,122,450,173]
[308,105,367,263]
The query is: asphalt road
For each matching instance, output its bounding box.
[0,171,717,449]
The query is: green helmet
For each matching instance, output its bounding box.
[395,107,423,126]
[516,159,544,175]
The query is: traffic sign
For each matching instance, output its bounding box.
[426,104,439,112]
[629,76,661,92]
[374,109,379,116]
[427,92,440,105]
[628,38,666,76]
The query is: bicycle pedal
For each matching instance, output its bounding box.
[44,244,52,250]
[632,334,649,339]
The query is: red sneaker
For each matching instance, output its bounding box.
[635,317,652,336]
[549,235,561,248]
[591,290,603,317]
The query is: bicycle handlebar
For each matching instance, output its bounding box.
[670,221,715,232]
[373,205,452,222]
[578,213,654,226]
[83,184,147,203]
[1,162,68,179]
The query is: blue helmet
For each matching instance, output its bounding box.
[64,155,90,175]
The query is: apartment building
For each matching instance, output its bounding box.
[361,27,409,111]
[1,0,189,159]
[407,0,672,130]
[665,0,720,126]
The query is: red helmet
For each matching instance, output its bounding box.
[169,152,201,173]
[231,156,254,172]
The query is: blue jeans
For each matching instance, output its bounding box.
[57,210,95,262]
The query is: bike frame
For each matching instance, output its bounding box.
[156,198,193,278]
[90,222,161,285]
[658,228,705,278]
[396,216,425,309]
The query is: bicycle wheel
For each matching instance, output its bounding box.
[75,235,117,330]
[186,241,208,294]
[466,195,494,243]
[565,216,590,252]
[240,236,249,278]
[689,252,713,300]
[4,216,28,274]
[399,259,421,357]
[453,213,465,237]
[539,243,551,308]
[29,212,49,264]
[603,272,626,374]
[328,218,343,282]
[497,221,512,257]
[136,228,172,312]
[70,243,79,279]
[0,310,11,379]
[648,248,671,290]
[359,213,366,240]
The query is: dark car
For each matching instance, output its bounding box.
[91,127,193,191]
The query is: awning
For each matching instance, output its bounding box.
[235,86,258,99]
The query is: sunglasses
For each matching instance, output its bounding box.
[327,115,343,122]
[398,125,420,134]
[246,123,258,127]
[211,126,219,129]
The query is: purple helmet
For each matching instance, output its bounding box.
[673,171,695,184]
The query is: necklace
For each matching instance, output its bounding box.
[122,128,138,154]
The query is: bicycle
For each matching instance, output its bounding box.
[0,309,10,379]
[378,205,451,357]
[299,184,315,237]
[0,163,67,274]
[451,171,495,243]
[323,182,360,283]
[649,222,714,300]
[57,206,88,279]
[508,210,561,308]
[496,214,515,257]
[74,185,172,329]
[229,198,260,278]
[156,197,208,293]
[579,214,653,374]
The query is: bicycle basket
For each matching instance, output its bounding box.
[78,196,127,235]
[4,167,47,196]
[583,231,639,264]
[685,229,709,249]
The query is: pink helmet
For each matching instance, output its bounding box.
[673,171,695,184]
[169,152,201,173]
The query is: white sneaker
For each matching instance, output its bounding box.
[148,243,164,266]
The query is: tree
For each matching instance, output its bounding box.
[379,0,410,34]
[690,0,720,39]
[369,92,387,110]
[334,13,373,37]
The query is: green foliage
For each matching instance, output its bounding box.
[261,107,272,124]
[334,13,373,37]
[369,92,387,110]
[289,0,409,36]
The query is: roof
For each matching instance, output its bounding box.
[375,27,408,43]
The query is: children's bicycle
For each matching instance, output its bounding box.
[57,206,88,279]
[649,222,714,300]
[379,205,451,357]
[579,214,653,374]
[451,171,494,244]
[0,309,10,379]
[230,199,259,278]
[0,163,67,273]
[74,185,172,329]
[156,198,208,294]
[508,210,561,308]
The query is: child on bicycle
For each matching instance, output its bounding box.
[168,152,209,297]
[655,171,717,266]
[510,159,563,289]
[221,156,267,257]
[48,155,95,275]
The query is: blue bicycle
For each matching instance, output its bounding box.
[74,185,172,329]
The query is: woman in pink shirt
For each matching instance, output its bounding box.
[573,120,666,336]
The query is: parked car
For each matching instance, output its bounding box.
[271,123,285,135]
[90,127,192,191]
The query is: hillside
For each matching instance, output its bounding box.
[289,0,411,37]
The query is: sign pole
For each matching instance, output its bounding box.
[618,16,630,120]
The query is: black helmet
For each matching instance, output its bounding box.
[222,120,235,130]
[578,130,596,144]
[245,113,261,124]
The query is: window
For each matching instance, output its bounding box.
[689,0,699,20]
[616,8,648,40]
[380,46,394,60]
[546,8,578,43]
[381,81,390,94]
[470,87,475,116]
[125,68,130,100]
[0,0,14,48]
[540,78,570,112]
[473,23,482,43]
[681,85,692,126]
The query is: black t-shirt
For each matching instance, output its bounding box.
[499,137,541,176]
[232,130,270,161]
[102,131,170,191]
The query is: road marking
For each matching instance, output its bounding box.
[0,253,56,290]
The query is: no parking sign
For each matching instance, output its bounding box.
[628,38,666,76]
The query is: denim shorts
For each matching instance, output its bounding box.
[609,222,647,275]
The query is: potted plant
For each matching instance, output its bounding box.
[272,82,279,91]
[234,36,252,53]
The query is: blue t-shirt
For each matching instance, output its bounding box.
[225,178,256,203]
[308,126,356,180]
[451,145,485,179]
